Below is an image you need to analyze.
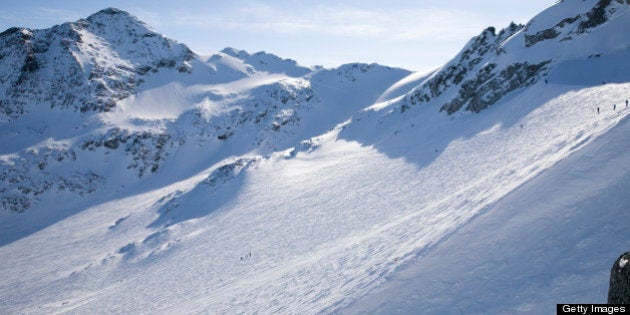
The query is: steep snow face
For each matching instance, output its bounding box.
[342,97,630,315]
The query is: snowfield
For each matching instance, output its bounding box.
[343,88,630,314]
[1,1,630,314]
[2,82,629,314]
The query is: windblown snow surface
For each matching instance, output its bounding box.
[1,1,630,314]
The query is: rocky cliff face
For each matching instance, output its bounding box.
[609,251,630,304]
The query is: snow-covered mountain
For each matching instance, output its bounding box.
[1,1,630,314]
[0,8,409,213]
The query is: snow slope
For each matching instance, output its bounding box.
[342,106,630,315]
[2,77,629,315]
[1,1,630,314]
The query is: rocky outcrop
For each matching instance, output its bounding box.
[608,251,630,304]
[203,157,259,188]
[418,24,524,102]
[400,23,553,115]
[441,60,551,114]
[578,0,614,33]
[523,0,625,48]
[400,24,530,114]
[81,128,174,177]
[187,79,314,146]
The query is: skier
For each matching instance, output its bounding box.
[626,99,628,108]
[614,104,616,111]
[597,107,600,114]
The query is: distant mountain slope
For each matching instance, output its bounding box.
[0,8,409,213]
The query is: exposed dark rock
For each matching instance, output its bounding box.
[524,14,581,47]
[79,129,173,177]
[203,158,258,188]
[0,160,101,213]
[285,139,321,159]
[271,122,281,131]
[94,7,126,16]
[21,54,39,73]
[578,0,613,33]
[557,15,581,28]
[441,61,551,114]
[608,251,630,304]
[0,27,23,39]
[217,132,233,140]
[0,194,30,213]
[402,23,524,113]
[525,29,560,47]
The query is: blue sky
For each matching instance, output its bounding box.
[1,0,553,71]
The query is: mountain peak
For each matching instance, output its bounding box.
[217,47,311,77]
[86,7,134,21]
[0,7,195,119]
[220,47,249,58]
[83,7,152,34]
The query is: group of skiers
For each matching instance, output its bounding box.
[597,99,628,114]
[240,252,252,261]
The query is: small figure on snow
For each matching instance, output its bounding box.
[614,104,616,111]
[240,252,252,261]
[626,100,628,108]
[597,107,600,114]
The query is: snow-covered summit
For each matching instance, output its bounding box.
[84,7,147,27]
[217,47,311,77]
[0,7,194,118]
[79,7,194,70]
